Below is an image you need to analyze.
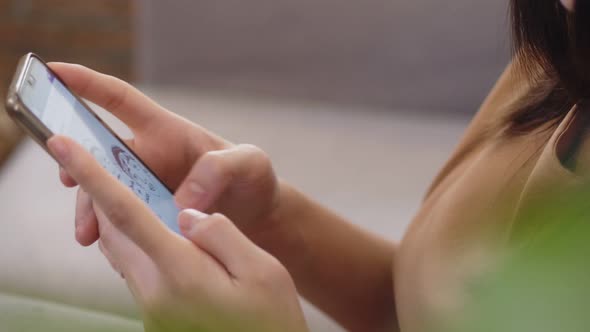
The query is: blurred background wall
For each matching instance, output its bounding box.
[0,0,134,165]
[137,0,510,113]
[1,0,511,164]
[0,0,511,114]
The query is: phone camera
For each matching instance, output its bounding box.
[26,75,36,86]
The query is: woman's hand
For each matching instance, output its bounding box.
[48,135,308,332]
[49,63,282,246]
[49,64,398,331]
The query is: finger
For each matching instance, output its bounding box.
[174,144,272,210]
[95,205,157,284]
[59,135,135,188]
[47,62,164,130]
[74,188,99,246]
[178,210,265,277]
[47,135,179,265]
[59,167,78,187]
[98,239,123,277]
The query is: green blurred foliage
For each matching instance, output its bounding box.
[0,293,141,332]
[447,185,590,332]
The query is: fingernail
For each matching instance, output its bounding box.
[47,137,70,164]
[175,181,206,209]
[178,209,209,234]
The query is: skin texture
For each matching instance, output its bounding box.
[51,63,398,331]
[48,135,308,332]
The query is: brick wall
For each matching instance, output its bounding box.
[0,0,134,165]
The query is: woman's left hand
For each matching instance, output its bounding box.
[47,135,308,332]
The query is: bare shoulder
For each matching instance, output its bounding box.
[424,61,531,199]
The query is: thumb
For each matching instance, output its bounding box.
[47,135,179,266]
[174,144,274,211]
[178,210,264,277]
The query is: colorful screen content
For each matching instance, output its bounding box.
[20,58,180,233]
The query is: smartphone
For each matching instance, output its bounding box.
[5,53,180,233]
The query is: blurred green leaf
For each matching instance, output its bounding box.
[447,185,590,332]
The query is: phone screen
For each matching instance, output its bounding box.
[19,57,181,233]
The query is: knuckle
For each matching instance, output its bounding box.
[250,255,293,290]
[265,257,291,283]
[202,151,232,180]
[195,213,230,238]
[239,144,271,167]
[210,212,230,224]
[238,143,264,156]
[237,145,275,183]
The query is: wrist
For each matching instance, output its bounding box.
[249,180,310,273]
[268,180,301,229]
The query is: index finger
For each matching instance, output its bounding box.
[47,135,180,264]
[47,62,164,130]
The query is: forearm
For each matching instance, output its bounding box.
[251,182,399,332]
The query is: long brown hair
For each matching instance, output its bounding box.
[508,0,590,134]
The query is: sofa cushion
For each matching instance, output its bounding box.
[0,293,141,332]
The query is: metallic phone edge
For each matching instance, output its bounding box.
[4,53,177,195]
[5,53,54,153]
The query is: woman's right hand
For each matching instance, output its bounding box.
[48,135,309,332]
[51,63,399,332]
[50,63,285,246]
